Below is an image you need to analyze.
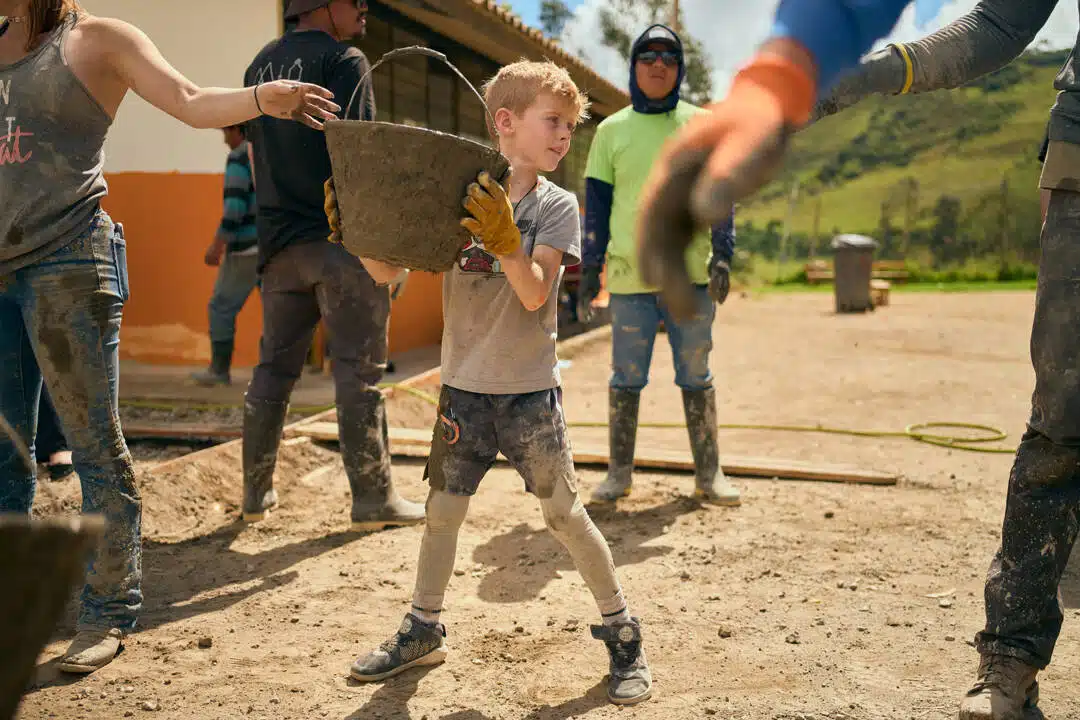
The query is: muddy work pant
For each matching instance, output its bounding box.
[0,211,141,632]
[608,286,715,392]
[207,251,259,345]
[247,241,390,405]
[974,187,1080,669]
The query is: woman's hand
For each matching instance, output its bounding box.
[255,80,340,129]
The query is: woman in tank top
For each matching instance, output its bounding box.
[0,0,340,675]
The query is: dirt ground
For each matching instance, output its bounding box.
[19,289,1080,720]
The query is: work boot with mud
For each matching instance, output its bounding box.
[590,617,653,705]
[350,612,448,682]
[340,389,425,530]
[958,653,1040,720]
[241,396,287,522]
[682,386,740,506]
[190,340,233,386]
[591,389,640,503]
[57,628,124,674]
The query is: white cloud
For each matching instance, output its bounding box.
[560,1,1078,98]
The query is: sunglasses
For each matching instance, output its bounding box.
[637,50,679,67]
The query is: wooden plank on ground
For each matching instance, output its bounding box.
[288,424,898,485]
[123,422,243,441]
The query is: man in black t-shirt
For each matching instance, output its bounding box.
[241,0,424,531]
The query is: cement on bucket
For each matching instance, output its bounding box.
[0,515,104,720]
[325,47,510,273]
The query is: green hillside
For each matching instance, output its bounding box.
[738,49,1068,245]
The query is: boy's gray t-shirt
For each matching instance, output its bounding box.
[442,178,582,395]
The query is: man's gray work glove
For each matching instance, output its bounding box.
[709,258,731,306]
[809,45,907,125]
[577,265,603,323]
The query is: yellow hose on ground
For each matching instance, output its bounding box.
[120,383,1018,455]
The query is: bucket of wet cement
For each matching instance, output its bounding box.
[0,515,104,719]
[325,46,511,273]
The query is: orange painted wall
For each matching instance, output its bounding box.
[101,172,443,367]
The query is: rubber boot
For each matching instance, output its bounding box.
[339,389,425,531]
[958,654,1040,720]
[591,389,639,503]
[241,396,286,522]
[682,387,741,506]
[191,341,233,386]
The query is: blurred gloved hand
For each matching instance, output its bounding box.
[708,258,730,305]
[636,49,815,320]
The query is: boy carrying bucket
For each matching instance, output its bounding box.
[324,60,653,706]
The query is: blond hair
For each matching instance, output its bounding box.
[482,60,590,138]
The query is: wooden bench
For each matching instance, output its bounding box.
[803,259,910,284]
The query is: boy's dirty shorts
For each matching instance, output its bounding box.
[424,385,577,499]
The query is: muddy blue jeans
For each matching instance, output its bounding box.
[0,210,142,632]
[608,286,715,391]
[973,188,1080,668]
[208,251,259,345]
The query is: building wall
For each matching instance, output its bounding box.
[83,0,604,366]
[82,0,445,367]
[82,0,276,366]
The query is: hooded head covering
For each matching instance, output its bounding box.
[629,23,685,114]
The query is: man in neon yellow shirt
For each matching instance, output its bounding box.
[579,24,739,507]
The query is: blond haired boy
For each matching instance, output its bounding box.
[329,60,652,705]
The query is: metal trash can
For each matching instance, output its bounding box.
[830,234,878,313]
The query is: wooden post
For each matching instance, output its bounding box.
[671,0,680,33]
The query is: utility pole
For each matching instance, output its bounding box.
[998,175,1010,271]
[778,177,802,283]
[902,177,918,259]
[671,0,681,33]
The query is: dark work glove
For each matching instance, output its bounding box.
[577,265,603,323]
[708,259,730,305]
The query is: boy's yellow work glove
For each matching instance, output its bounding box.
[460,171,520,256]
[324,177,342,244]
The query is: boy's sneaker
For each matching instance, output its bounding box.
[590,617,653,705]
[350,613,448,682]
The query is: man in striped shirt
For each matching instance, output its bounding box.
[192,124,260,386]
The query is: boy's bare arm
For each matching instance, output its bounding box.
[498,245,564,312]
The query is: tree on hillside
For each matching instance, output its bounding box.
[540,0,573,39]
[930,195,963,264]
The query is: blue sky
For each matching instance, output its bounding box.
[509,0,585,30]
